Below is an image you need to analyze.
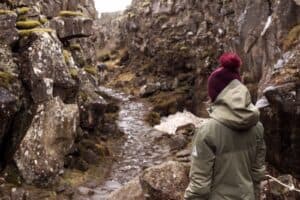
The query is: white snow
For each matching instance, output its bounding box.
[274,51,294,69]
[154,110,206,134]
[261,16,272,36]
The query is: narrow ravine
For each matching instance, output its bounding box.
[76,87,171,200]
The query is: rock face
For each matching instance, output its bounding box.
[0,0,105,186]
[0,12,18,45]
[50,16,93,40]
[104,0,300,177]
[14,97,79,186]
[19,31,76,103]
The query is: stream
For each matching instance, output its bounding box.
[75,87,171,200]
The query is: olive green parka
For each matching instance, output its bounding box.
[184,80,266,200]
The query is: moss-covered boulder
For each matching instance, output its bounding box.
[18,31,77,103]
[14,97,79,186]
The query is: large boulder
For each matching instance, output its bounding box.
[50,16,93,40]
[78,71,107,130]
[140,161,190,200]
[108,177,145,200]
[14,97,79,186]
[109,161,190,200]
[19,31,77,103]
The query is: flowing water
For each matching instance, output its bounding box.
[75,87,170,200]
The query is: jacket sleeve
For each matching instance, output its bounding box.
[251,123,266,200]
[184,125,216,200]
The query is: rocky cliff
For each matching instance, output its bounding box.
[0,0,109,187]
[102,0,300,177]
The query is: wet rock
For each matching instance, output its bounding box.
[14,97,79,186]
[168,133,188,151]
[294,0,300,6]
[108,177,145,200]
[176,149,191,158]
[175,123,195,136]
[78,71,107,130]
[140,161,190,200]
[139,83,161,98]
[19,31,77,103]
[50,16,93,40]
[266,175,300,199]
[11,187,27,200]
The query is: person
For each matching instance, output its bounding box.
[184,53,266,200]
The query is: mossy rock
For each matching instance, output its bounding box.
[16,7,30,15]
[16,20,42,29]
[84,66,98,76]
[63,49,72,63]
[127,12,135,18]
[3,164,22,185]
[17,15,27,21]
[18,28,53,37]
[69,68,79,79]
[283,25,300,50]
[59,10,84,17]
[142,1,151,7]
[0,9,15,15]
[39,16,48,24]
[70,43,82,51]
[79,91,88,102]
[145,111,161,126]
[0,71,16,89]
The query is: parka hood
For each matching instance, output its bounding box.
[209,79,260,130]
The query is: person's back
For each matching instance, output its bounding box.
[184,53,266,200]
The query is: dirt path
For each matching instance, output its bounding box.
[76,87,170,200]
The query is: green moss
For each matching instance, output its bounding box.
[0,9,15,15]
[69,68,79,79]
[3,164,22,185]
[63,50,72,63]
[127,12,135,18]
[79,91,88,102]
[84,66,97,76]
[17,15,27,21]
[70,43,82,51]
[16,7,30,15]
[283,25,300,50]
[59,10,84,17]
[18,28,53,37]
[142,1,151,7]
[0,71,16,89]
[16,20,41,29]
[39,16,48,24]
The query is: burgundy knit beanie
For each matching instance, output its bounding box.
[208,53,242,102]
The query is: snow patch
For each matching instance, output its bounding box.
[154,110,206,134]
[274,51,294,69]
